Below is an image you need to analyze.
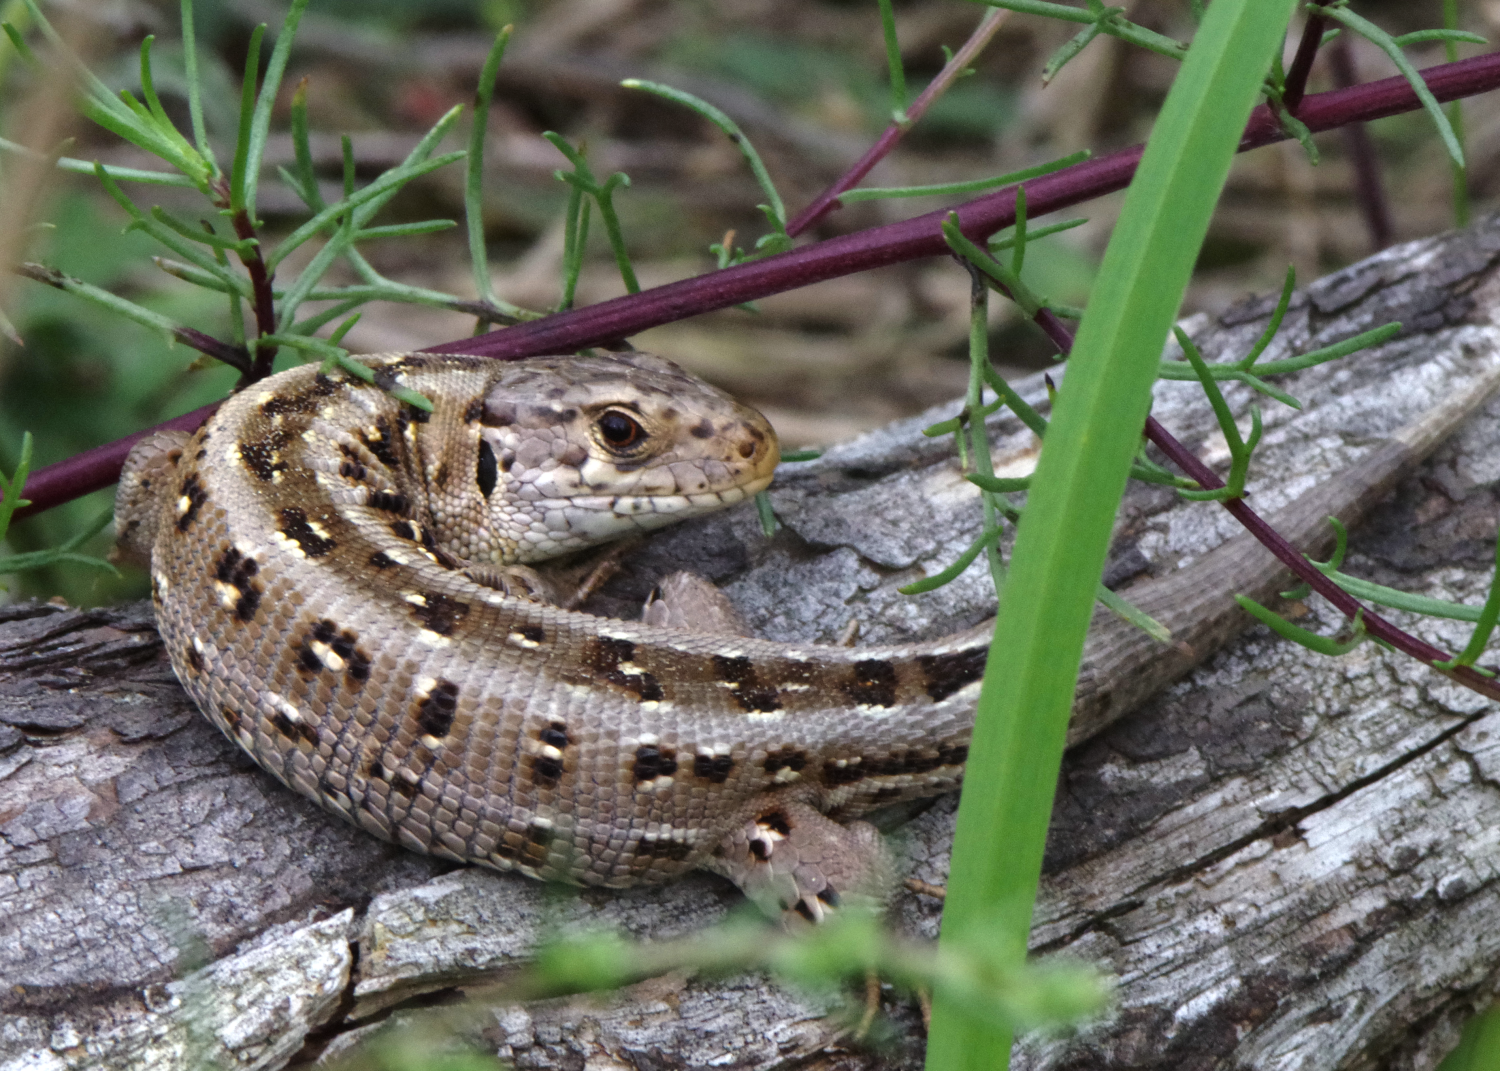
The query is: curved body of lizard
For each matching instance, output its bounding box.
[117,352,991,922]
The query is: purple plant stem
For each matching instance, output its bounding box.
[785,7,1009,238]
[1281,13,1327,113]
[1141,415,1500,700]
[225,200,279,382]
[1327,33,1395,250]
[10,404,218,523]
[431,52,1500,360]
[1034,295,1500,701]
[11,52,1500,518]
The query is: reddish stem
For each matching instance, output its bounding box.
[786,7,1009,238]
[11,52,1500,518]
[1281,13,1327,113]
[1030,288,1500,702]
[432,53,1500,360]
[1327,33,1395,250]
[227,205,278,382]
[1142,415,1500,700]
[10,404,218,523]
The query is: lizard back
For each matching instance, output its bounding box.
[119,352,989,891]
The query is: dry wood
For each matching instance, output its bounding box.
[6,216,1500,1070]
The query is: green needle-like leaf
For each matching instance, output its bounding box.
[267,150,466,271]
[180,0,216,169]
[1314,3,1467,167]
[229,22,265,213]
[0,431,33,541]
[239,0,311,220]
[1236,598,1367,656]
[467,26,513,315]
[622,79,788,231]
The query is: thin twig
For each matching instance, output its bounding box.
[1282,13,1327,113]
[1027,282,1500,703]
[172,327,252,372]
[221,184,278,381]
[431,53,1500,360]
[14,262,252,373]
[785,7,1010,237]
[1142,415,1500,700]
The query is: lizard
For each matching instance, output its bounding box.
[114,348,1500,926]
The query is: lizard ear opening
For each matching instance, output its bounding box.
[476,439,498,497]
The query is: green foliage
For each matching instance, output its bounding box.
[1310,2,1481,168]
[0,432,117,589]
[0,193,233,603]
[876,0,909,123]
[1440,1002,1500,1071]
[622,79,792,263]
[974,0,1189,68]
[1236,596,1368,655]
[544,133,642,297]
[926,2,1296,1065]
[0,0,538,599]
[3,0,1497,1064]
[512,908,1108,1033]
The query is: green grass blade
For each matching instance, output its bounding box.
[924,0,1294,1063]
[1439,1004,1500,1071]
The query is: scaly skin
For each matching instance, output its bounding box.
[117,352,989,923]
[119,349,1500,924]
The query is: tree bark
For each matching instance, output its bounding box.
[6,215,1500,1070]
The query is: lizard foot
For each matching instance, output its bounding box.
[462,563,559,603]
[642,570,749,635]
[711,798,894,925]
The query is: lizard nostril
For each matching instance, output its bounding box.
[738,439,757,459]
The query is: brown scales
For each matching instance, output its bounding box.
[117,351,986,923]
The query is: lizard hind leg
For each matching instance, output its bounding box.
[711,797,896,926]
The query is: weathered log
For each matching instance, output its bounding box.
[5,216,1500,1070]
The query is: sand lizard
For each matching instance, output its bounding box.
[114,349,1500,925]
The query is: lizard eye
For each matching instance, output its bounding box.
[476,439,498,497]
[595,409,646,453]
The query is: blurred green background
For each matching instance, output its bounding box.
[0,0,1490,605]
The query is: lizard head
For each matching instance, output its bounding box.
[429,351,779,564]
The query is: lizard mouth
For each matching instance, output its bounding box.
[586,469,773,519]
[547,468,776,546]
